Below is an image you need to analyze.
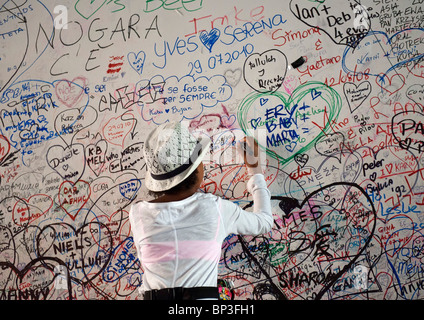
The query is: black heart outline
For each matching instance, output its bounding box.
[243,49,288,94]
[0,257,72,300]
[36,221,113,288]
[238,181,376,300]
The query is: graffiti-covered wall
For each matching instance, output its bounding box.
[1,0,424,300]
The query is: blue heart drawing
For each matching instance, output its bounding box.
[127,51,146,75]
[250,117,262,130]
[311,89,322,100]
[119,179,141,200]
[285,141,297,153]
[199,28,221,53]
[260,98,269,106]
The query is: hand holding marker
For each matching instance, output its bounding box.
[239,136,261,171]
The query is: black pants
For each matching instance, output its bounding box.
[143,287,219,300]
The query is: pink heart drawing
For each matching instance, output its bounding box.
[55,77,87,108]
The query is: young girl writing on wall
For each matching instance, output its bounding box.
[129,121,273,300]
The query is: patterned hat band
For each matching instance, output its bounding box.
[150,141,202,181]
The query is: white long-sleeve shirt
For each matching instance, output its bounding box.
[128,173,272,292]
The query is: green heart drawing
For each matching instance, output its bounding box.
[237,81,342,166]
[74,0,108,19]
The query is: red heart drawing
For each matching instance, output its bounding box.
[102,115,135,147]
[388,145,420,172]
[55,77,87,108]
[12,194,53,226]
[406,60,424,79]
[0,135,11,164]
[58,180,91,221]
[375,73,405,95]
[382,215,415,258]
[90,209,130,248]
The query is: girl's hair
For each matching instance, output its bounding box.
[147,166,200,199]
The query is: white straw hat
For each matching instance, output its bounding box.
[143,121,211,192]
